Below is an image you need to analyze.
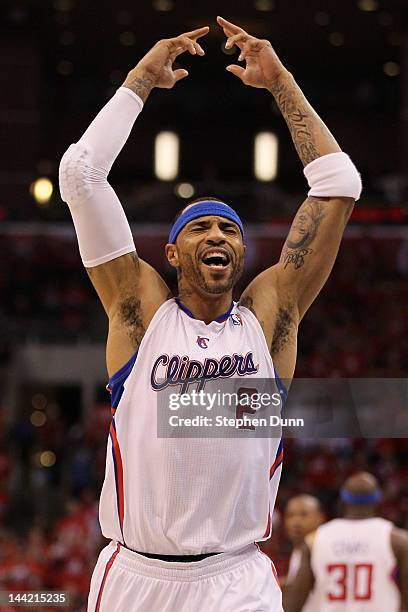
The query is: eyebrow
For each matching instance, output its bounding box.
[188,220,239,230]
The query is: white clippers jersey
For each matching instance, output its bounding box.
[99,298,286,555]
[310,517,400,612]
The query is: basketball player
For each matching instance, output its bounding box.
[59,16,362,612]
[283,472,408,612]
[283,495,324,611]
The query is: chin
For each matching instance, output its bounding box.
[200,269,237,295]
[202,280,233,295]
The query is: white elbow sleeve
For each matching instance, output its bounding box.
[304,152,362,201]
[59,87,143,267]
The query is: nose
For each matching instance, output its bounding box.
[205,222,226,244]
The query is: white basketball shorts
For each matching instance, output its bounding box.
[88,541,282,612]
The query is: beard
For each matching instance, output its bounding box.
[178,252,244,295]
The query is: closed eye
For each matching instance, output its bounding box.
[221,224,239,234]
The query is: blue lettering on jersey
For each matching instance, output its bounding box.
[151,352,259,393]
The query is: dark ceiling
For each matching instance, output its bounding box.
[0,0,406,221]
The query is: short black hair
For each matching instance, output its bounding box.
[172,196,226,224]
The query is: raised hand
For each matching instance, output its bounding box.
[123,26,209,100]
[217,16,286,89]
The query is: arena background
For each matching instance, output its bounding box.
[0,0,407,610]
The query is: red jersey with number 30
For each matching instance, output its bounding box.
[310,517,400,611]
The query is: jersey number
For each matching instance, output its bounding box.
[327,563,373,601]
[235,387,257,430]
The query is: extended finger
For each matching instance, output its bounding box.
[225,33,248,49]
[179,36,206,55]
[221,26,235,38]
[193,41,205,55]
[225,64,245,79]
[217,16,245,34]
[172,36,198,55]
[182,26,210,40]
[173,69,189,83]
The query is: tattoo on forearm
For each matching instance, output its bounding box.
[268,76,322,166]
[123,75,154,103]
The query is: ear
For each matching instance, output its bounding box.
[165,243,179,268]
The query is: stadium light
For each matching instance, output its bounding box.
[254,132,278,181]
[155,131,179,181]
[175,183,195,199]
[30,177,54,205]
[39,451,56,467]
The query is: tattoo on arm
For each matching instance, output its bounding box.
[267,73,339,166]
[280,198,325,270]
[123,74,154,103]
[268,78,320,165]
[282,248,312,270]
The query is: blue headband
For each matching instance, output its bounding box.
[340,488,382,505]
[169,201,245,244]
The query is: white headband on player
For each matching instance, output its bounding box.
[304,151,362,201]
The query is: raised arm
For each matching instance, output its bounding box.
[59,27,209,375]
[218,16,361,378]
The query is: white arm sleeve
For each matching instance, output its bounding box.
[59,87,143,268]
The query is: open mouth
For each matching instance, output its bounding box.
[201,250,231,269]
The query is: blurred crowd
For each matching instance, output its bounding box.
[0,404,406,610]
[0,231,407,373]
[0,229,407,610]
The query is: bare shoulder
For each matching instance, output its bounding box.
[239,265,299,380]
[87,253,172,376]
[111,259,172,345]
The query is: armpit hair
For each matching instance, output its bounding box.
[119,295,145,348]
[271,305,296,356]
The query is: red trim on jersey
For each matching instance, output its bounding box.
[271,559,280,588]
[109,420,125,535]
[269,449,283,480]
[95,543,121,612]
[263,504,271,538]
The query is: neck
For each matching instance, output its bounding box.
[344,507,376,520]
[177,287,233,324]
